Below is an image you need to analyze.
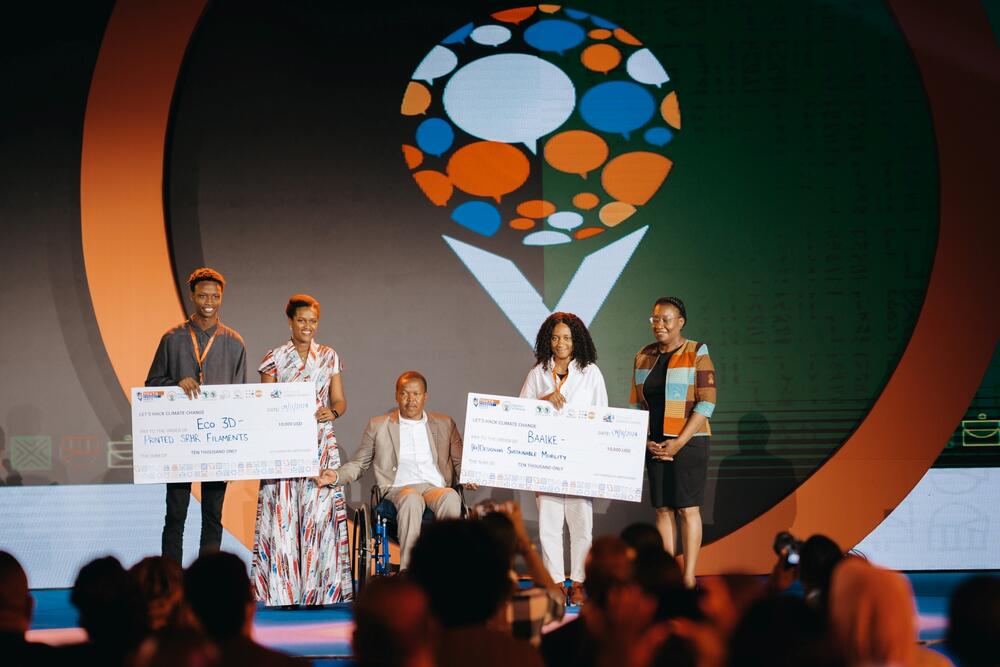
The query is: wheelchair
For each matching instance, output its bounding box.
[351,484,466,590]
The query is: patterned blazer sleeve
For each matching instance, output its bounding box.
[628,351,640,408]
[258,349,278,378]
[337,415,378,484]
[693,343,717,418]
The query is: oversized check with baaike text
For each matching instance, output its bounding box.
[460,393,648,502]
[131,383,318,484]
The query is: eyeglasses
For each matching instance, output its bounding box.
[649,316,678,325]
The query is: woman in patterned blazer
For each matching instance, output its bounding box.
[630,296,717,589]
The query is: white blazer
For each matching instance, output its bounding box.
[519,359,609,409]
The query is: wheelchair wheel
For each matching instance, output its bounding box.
[351,505,371,591]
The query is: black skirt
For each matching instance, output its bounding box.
[647,435,710,509]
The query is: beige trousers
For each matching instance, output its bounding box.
[385,483,462,569]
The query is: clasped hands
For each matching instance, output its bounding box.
[647,438,683,461]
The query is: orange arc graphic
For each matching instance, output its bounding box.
[81,1,1000,573]
[80,0,201,400]
[699,0,1000,572]
[79,0,262,550]
[78,0,399,560]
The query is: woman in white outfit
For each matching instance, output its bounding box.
[519,312,608,606]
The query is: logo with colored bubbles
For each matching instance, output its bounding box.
[400,5,681,344]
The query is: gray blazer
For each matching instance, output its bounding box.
[336,409,463,493]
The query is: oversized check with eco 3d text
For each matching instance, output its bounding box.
[131,383,318,484]
[460,393,649,502]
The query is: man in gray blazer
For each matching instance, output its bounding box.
[332,371,474,569]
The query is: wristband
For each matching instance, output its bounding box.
[332,409,340,419]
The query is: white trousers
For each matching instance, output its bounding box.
[536,493,593,583]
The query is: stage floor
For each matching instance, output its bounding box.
[26,572,975,664]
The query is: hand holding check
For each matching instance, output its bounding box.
[541,390,567,410]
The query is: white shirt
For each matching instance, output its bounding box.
[519,359,609,409]
[393,412,446,488]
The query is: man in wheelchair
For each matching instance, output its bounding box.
[330,370,475,570]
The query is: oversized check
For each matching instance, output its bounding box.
[131,383,318,484]
[460,393,649,502]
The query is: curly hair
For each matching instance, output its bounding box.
[532,312,598,370]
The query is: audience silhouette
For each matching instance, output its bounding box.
[3,523,995,667]
[0,550,55,666]
[59,555,148,666]
[185,551,302,666]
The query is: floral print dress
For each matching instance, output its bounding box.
[251,339,352,605]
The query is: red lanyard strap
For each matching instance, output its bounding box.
[188,324,220,384]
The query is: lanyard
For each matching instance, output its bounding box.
[552,367,569,392]
[188,323,220,383]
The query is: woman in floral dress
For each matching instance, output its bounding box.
[252,294,352,606]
